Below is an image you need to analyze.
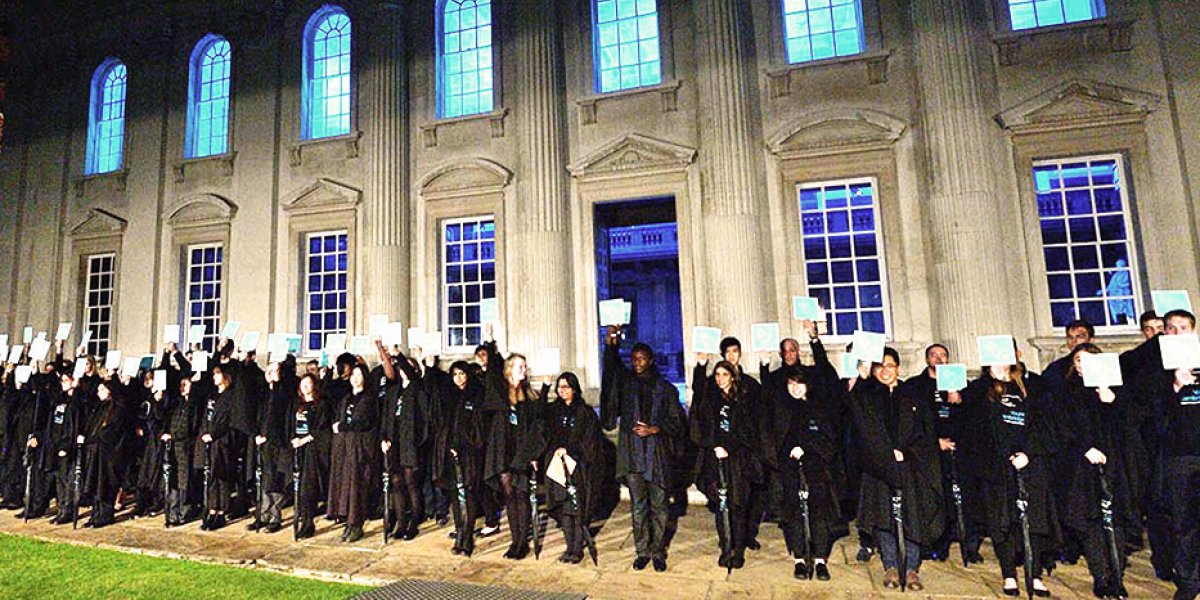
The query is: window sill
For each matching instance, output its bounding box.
[765,50,891,99]
[173,151,237,183]
[992,16,1136,66]
[419,108,509,148]
[1028,331,1144,363]
[289,131,362,167]
[575,80,681,126]
[73,168,129,198]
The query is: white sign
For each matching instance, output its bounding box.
[1152,290,1193,316]
[1162,333,1200,370]
[15,365,32,385]
[192,351,209,372]
[751,323,781,353]
[421,331,443,356]
[692,327,722,355]
[6,344,22,364]
[531,348,562,377]
[850,330,886,365]
[221,320,241,340]
[349,335,374,357]
[324,333,347,355]
[188,324,207,346]
[79,330,93,351]
[977,335,1018,367]
[367,314,390,338]
[163,324,181,344]
[599,299,628,327]
[22,326,33,344]
[936,364,968,392]
[153,370,168,392]
[55,322,73,341]
[73,359,88,380]
[29,338,52,362]
[104,350,122,371]
[792,296,822,321]
[1081,353,1123,388]
[406,327,425,350]
[241,331,261,352]
[383,322,405,348]
[120,356,141,379]
[479,298,500,324]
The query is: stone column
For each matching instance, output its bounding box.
[361,1,410,323]
[694,0,767,336]
[912,0,1011,362]
[507,0,572,355]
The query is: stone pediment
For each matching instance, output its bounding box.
[282,178,361,214]
[418,157,513,198]
[166,193,238,227]
[769,108,907,157]
[996,79,1160,133]
[69,208,127,240]
[567,133,697,178]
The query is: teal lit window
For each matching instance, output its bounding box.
[303,6,352,139]
[86,59,127,175]
[440,0,494,118]
[1008,0,1105,30]
[593,0,661,93]
[187,35,232,158]
[782,0,863,64]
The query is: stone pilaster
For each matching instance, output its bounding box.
[694,0,767,336]
[912,0,1011,362]
[509,0,572,355]
[361,1,410,324]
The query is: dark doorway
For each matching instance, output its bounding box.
[594,197,685,393]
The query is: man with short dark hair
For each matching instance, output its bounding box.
[1042,319,1095,395]
[1142,311,1166,340]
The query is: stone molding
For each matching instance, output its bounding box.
[1028,334,1145,368]
[68,208,128,241]
[73,169,128,198]
[172,151,237,184]
[995,79,1161,134]
[417,157,513,200]
[282,178,362,216]
[575,80,681,126]
[165,193,238,228]
[765,50,891,99]
[419,108,509,148]
[768,107,908,158]
[567,133,697,179]
[992,16,1137,67]
[288,131,363,167]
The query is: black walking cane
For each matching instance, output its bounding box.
[292,445,302,541]
[717,457,733,580]
[1097,464,1124,597]
[162,438,173,527]
[561,454,599,566]
[254,442,264,532]
[23,434,34,523]
[452,452,470,549]
[1016,468,1036,600]
[892,489,907,592]
[949,448,970,567]
[73,439,84,530]
[795,458,813,579]
[203,440,212,525]
[530,463,543,560]
[382,450,391,546]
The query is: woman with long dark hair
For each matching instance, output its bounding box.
[290,372,332,539]
[429,360,490,556]
[82,376,132,528]
[378,343,430,541]
[196,362,242,531]
[327,362,379,542]
[543,371,606,564]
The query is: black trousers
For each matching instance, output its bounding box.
[501,471,531,553]
[54,457,82,517]
[1167,456,1200,600]
[627,473,668,560]
[783,514,833,560]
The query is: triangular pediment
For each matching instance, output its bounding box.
[418,158,513,197]
[69,208,127,239]
[282,178,361,213]
[166,193,238,227]
[996,80,1160,131]
[769,108,907,156]
[568,133,696,178]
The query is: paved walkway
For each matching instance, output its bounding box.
[0,503,1174,599]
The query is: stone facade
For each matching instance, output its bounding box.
[1,0,1198,391]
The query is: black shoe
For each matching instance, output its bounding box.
[452,546,465,556]
[503,545,528,560]
[633,556,651,571]
[731,554,745,569]
[50,513,73,525]
[745,539,761,551]
[210,514,227,530]
[247,520,262,531]
[200,516,212,531]
[1004,584,1020,597]
[652,558,667,572]
[345,525,363,543]
[856,546,874,563]
[339,525,350,542]
[403,522,419,541]
[718,554,730,569]
[436,515,449,527]
[265,523,282,534]
[794,562,811,579]
[297,522,315,539]
[815,562,830,580]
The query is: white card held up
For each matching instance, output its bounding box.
[936,364,968,392]
[192,351,209,372]
[286,334,303,354]
[121,356,141,379]
[153,370,168,392]
[36,331,47,341]
[241,331,261,352]
[79,329,94,350]
[1152,290,1193,316]
[421,331,443,356]
[15,365,32,385]
[1081,353,1123,388]
[1161,333,1200,370]
[692,326,722,355]
[325,333,347,355]
[29,338,52,362]
[349,335,374,357]
[480,298,499,324]
[531,348,561,377]
[851,330,886,365]
[0,335,7,348]
[73,359,88,380]
[221,321,241,340]
[22,326,33,344]
[840,353,861,379]
[8,344,24,364]
[751,323,782,353]
[406,327,425,350]
[269,335,290,363]
[622,301,632,324]
[164,324,181,344]
[104,350,122,371]
[977,335,1018,367]
[368,314,390,338]
[792,296,822,321]
[383,322,405,348]
[599,299,628,327]
[55,322,73,341]
[188,324,207,345]
[0,345,8,363]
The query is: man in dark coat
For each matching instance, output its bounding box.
[601,325,687,572]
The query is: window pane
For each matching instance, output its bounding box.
[784,0,864,64]
[1009,0,1103,30]
[441,0,494,118]
[302,232,349,353]
[305,10,352,139]
[442,216,497,349]
[593,0,660,92]
[87,61,127,174]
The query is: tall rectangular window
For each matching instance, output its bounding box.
[441,0,495,119]
[304,8,352,139]
[1008,0,1105,30]
[83,254,116,357]
[188,36,232,158]
[593,0,661,94]
[184,244,223,352]
[798,178,889,337]
[1034,156,1140,329]
[86,60,127,175]
[783,0,864,64]
[305,231,348,353]
[442,217,496,350]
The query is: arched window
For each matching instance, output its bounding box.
[439,0,494,119]
[592,0,661,94]
[782,0,864,64]
[187,35,232,158]
[86,59,127,175]
[303,6,352,140]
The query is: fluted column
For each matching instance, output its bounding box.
[694,0,767,336]
[913,0,1011,362]
[361,1,410,324]
[507,0,572,355]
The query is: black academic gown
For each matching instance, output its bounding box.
[290,395,333,517]
[327,387,379,527]
[600,344,686,491]
[1057,378,1138,534]
[542,398,605,523]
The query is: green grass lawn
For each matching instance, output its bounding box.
[0,533,372,599]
